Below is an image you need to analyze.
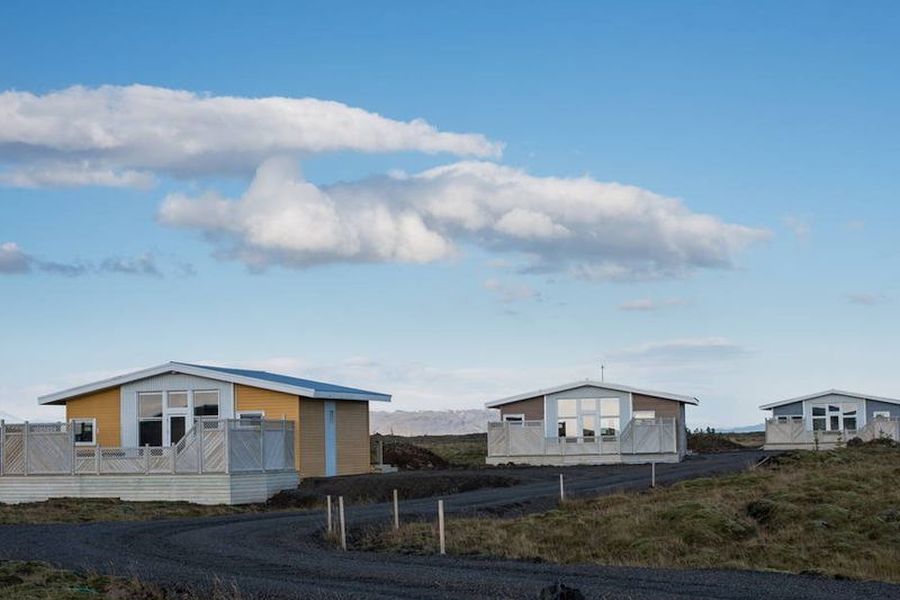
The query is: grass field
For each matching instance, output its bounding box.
[0,560,240,599]
[363,446,900,583]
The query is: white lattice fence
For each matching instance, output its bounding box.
[27,431,72,474]
[229,427,264,472]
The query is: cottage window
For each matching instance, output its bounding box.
[72,418,96,445]
[502,414,525,424]
[138,392,164,447]
[812,406,827,431]
[633,410,656,420]
[193,390,220,418]
[167,391,188,409]
[843,410,857,431]
[556,397,619,439]
[873,411,891,419]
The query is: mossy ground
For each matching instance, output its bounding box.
[362,447,900,583]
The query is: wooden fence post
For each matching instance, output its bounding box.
[259,420,265,472]
[326,495,333,534]
[0,419,5,477]
[144,444,150,474]
[70,421,76,475]
[559,473,565,502]
[338,496,347,551]
[393,489,400,530]
[23,421,28,476]
[223,419,231,474]
[651,462,656,488]
[438,500,446,555]
[198,420,204,474]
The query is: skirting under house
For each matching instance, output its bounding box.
[0,471,299,505]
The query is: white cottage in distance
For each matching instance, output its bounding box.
[761,389,900,450]
[485,380,697,465]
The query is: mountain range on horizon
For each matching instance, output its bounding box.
[370,408,764,436]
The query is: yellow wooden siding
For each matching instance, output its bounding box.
[336,401,370,475]
[65,387,121,447]
[299,399,325,477]
[234,384,300,471]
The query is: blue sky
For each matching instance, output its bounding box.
[1,1,898,427]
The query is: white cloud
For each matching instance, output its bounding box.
[160,159,769,280]
[783,215,810,240]
[0,242,180,278]
[610,337,748,366]
[846,292,887,306]
[483,278,541,303]
[617,298,687,311]
[0,84,502,187]
[0,242,30,273]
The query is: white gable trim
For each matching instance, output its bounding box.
[39,362,390,405]
[486,380,698,408]
[760,389,900,410]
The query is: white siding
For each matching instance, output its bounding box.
[544,385,631,438]
[802,393,867,431]
[120,373,234,446]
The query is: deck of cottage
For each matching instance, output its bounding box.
[486,417,679,465]
[764,416,900,450]
[0,418,298,504]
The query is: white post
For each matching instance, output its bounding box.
[393,489,399,530]
[197,420,204,474]
[0,419,5,477]
[69,421,76,475]
[95,445,101,474]
[438,500,446,555]
[651,462,656,488]
[23,421,28,476]
[259,420,265,472]
[338,496,347,551]
[144,444,150,474]
[326,495,333,534]
[559,473,565,502]
[224,419,231,474]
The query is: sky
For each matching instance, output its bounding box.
[1,1,898,428]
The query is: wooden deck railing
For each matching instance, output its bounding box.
[0,419,295,476]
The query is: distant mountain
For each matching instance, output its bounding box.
[370,409,499,436]
[720,423,765,433]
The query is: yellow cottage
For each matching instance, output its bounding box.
[0,362,390,505]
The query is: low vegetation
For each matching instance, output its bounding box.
[372,433,488,468]
[0,497,252,525]
[0,560,240,599]
[362,446,900,583]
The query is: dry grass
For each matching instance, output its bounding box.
[363,447,900,583]
[0,560,242,599]
[0,497,257,524]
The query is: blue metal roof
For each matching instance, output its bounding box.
[175,362,390,400]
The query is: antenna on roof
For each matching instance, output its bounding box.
[600,363,605,382]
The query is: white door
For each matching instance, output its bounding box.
[324,401,337,476]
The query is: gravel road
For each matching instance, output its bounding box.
[1,451,897,599]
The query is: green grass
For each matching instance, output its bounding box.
[0,497,258,525]
[362,447,900,583]
[0,560,240,599]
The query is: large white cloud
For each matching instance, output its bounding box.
[159,158,769,279]
[0,84,502,187]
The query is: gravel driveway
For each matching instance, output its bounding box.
[1,451,896,599]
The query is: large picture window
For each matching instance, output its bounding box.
[193,390,220,418]
[138,392,163,446]
[811,403,859,432]
[556,397,621,439]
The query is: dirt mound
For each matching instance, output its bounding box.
[381,439,450,470]
[268,470,519,509]
[687,432,746,453]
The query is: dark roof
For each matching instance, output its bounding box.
[175,362,390,399]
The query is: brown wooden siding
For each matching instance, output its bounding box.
[632,393,684,452]
[65,387,121,447]
[299,398,325,477]
[336,401,370,475]
[234,384,300,470]
[499,395,544,420]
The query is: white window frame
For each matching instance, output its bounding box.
[555,397,620,440]
[872,410,891,419]
[632,410,656,420]
[71,418,97,446]
[237,410,266,419]
[192,389,221,419]
[503,413,525,423]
